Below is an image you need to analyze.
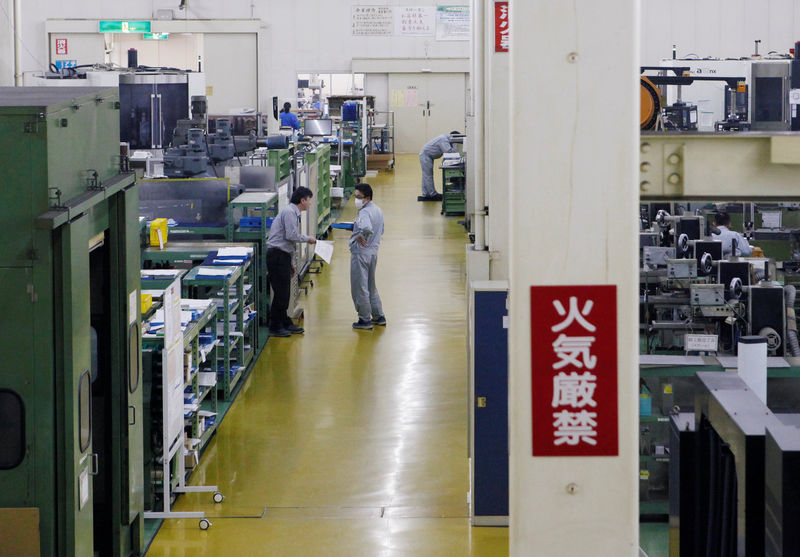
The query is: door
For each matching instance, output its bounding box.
[388,73,428,153]
[57,215,95,556]
[0,268,35,507]
[203,34,258,114]
[388,73,467,153]
[424,73,466,139]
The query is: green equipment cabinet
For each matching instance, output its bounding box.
[440,163,466,216]
[267,148,292,182]
[305,144,332,237]
[0,87,143,556]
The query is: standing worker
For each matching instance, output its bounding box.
[350,183,386,330]
[266,187,316,337]
[418,131,460,201]
[279,101,300,131]
[712,211,753,257]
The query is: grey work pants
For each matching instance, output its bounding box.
[419,153,437,197]
[350,251,383,321]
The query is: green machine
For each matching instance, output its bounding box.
[0,88,143,556]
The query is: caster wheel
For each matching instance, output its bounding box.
[199,518,212,530]
[213,491,225,503]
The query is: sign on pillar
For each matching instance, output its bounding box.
[530,285,618,456]
[494,2,509,52]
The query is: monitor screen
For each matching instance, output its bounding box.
[304,118,332,137]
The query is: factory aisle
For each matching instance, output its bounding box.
[145,154,509,556]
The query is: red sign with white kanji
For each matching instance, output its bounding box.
[530,285,618,456]
[495,2,509,52]
[55,38,68,55]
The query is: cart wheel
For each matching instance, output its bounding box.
[213,491,225,503]
[199,518,212,530]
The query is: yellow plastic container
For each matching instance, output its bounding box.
[140,293,153,315]
[150,218,168,248]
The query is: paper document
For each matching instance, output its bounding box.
[197,266,235,277]
[217,247,253,257]
[314,240,335,264]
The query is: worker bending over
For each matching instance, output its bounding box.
[350,183,386,330]
[418,131,460,201]
[713,211,753,257]
[266,187,316,337]
[279,101,300,131]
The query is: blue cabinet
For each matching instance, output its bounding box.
[469,281,509,525]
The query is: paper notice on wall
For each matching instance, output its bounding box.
[352,6,394,36]
[395,6,435,36]
[390,89,405,108]
[436,5,470,41]
[404,87,419,108]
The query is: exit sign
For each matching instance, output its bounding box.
[143,33,169,40]
[98,20,151,33]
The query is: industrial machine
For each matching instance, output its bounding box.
[0,87,143,556]
[162,128,209,178]
[640,204,797,357]
[640,67,749,131]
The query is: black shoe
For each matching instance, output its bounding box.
[286,324,305,334]
[269,328,291,337]
[417,194,443,202]
[371,315,387,326]
[352,319,373,330]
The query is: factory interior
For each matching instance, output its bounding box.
[6,1,800,556]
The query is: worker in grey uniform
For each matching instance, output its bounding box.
[266,186,316,337]
[712,211,753,257]
[350,183,386,330]
[418,131,460,201]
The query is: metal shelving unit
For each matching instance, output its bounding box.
[182,262,256,401]
[368,110,395,170]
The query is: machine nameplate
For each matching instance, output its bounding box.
[685,334,718,352]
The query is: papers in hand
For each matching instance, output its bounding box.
[314,240,334,264]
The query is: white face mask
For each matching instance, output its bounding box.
[354,198,364,209]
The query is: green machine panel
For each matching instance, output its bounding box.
[0,87,143,556]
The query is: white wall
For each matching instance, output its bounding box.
[642,0,800,65]
[7,0,470,127]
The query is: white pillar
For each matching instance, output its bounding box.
[508,1,639,555]
[14,0,22,86]
[483,1,509,280]
[470,0,487,252]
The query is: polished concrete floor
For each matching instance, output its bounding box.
[145,155,510,556]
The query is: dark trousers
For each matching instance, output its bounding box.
[266,248,293,330]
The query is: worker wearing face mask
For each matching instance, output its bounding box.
[418,131,460,201]
[350,183,385,330]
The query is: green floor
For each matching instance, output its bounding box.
[640,522,669,557]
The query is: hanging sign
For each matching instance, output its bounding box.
[98,20,152,33]
[435,5,470,41]
[530,285,619,457]
[395,6,435,36]
[351,6,394,36]
[495,2,510,52]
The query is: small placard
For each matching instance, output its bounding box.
[685,334,718,352]
[79,468,90,510]
[761,211,782,229]
[790,89,800,105]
